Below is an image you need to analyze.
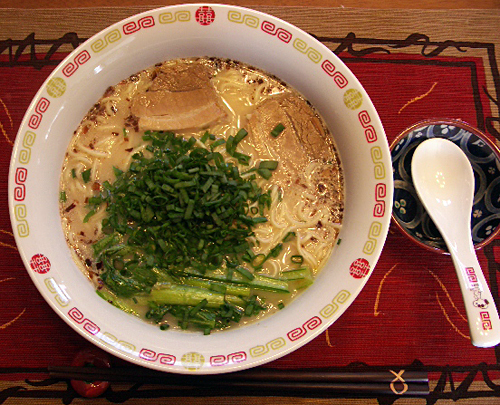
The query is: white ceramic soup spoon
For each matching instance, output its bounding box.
[411,137,500,348]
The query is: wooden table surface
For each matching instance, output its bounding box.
[2,0,499,9]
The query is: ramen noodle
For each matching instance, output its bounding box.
[59,57,344,333]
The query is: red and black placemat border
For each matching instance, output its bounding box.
[0,30,499,402]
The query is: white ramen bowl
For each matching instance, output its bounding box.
[8,4,393,374]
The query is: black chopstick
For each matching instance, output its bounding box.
[48,366,429,396]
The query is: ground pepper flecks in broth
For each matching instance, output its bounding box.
[59,57,344,334]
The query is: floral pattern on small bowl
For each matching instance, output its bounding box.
[391,120,500,254]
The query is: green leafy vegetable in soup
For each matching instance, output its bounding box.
[59,57,344,334]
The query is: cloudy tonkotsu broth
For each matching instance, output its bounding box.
[59,57,344,333]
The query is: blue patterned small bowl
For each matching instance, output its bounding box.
[391,119,500,254]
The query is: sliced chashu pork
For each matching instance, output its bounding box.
[130,60,227,131]
[131,87,226,131]
[149,61,214,92]
[248,92,336,187]
[248,92,343,230]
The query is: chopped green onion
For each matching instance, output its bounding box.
[83,209,96,223]
[282,231,296,242]
[189,298,208,316]
[258,160,278,171]
[234,128,248,144]
[226,128,248,157]
[252,254,266,268]
[174,180,197,189]
[268,243,283,258]
[270,123,285,138]
[257,168,272,180]
[233,151,251,166]
[85,130,283,334]
[291,255,304,264]
[250,217,267,224]
[81,168,91,183]
[113,258,125,271]
[225,135,234,155]
[235,266,255,281]
[201,177,214,193]
[200,131,210,143]
[184,199,195,219]
[245,303,254,316]
[113,166,123,177]
[210,138,226,150]
[59,191,67,202]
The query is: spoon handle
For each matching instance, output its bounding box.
[448,246,500,348]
